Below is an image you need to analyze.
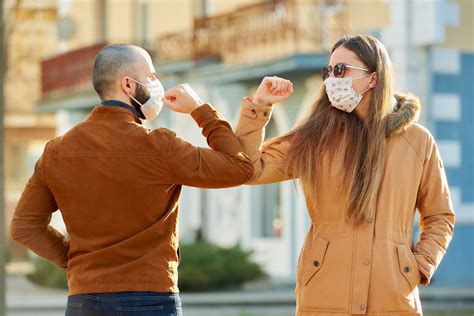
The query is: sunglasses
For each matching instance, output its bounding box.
[322,63,370,80]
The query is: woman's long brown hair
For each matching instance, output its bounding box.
[282,35,394,224]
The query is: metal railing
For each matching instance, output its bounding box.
[155,0,334,65]
[40,43,105,99]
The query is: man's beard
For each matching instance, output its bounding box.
[130,84,149,119]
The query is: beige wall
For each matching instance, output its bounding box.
[107,1,135,43]
[197,0,390,65]
[440,0,474,52]
[5,5,58,113]
[210,0,263,15]
[148,0,194,37]
[57,0,392,65]
[59,0,469,55]
[62,0,194,49]
[344,0,389,35]
[4,1,58,255]
[65,1,98,50]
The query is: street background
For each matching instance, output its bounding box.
[1,0,473,315]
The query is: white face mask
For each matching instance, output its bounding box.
[324,75,371,113]
[128,78,165,122]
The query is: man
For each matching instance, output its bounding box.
[10,44,255,315]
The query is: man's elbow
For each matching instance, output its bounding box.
[10,221,23,244]
[242,160,255,182]
[10,219,31,245]
[234,157,254,184]
[228,158,254,186]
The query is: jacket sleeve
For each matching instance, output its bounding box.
[166,103,254,188]
[235,97,294,184]
[10,141,70,268]
[414,132,455,286]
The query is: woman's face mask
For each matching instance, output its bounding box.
[324,74,371,113]
[128,77,165,122]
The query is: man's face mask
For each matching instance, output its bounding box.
[127,77,165,122]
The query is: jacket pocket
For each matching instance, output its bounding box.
[396,244,421,290]
[301,238,329,286]
[65,302,83,316]
[116,305,164,315]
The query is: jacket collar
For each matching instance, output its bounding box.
[101,100,141,117]
[385,93,421,137]
[88,103,142,124]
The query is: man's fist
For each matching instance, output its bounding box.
[253,76,293,105]
[163,83,205,114]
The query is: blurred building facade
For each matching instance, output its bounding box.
[3,0,59,260]
[10,0,473,288]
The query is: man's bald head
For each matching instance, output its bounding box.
[92,44,147,99]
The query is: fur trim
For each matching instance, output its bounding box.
[385,93,421,137]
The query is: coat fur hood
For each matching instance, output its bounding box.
[385,93,421,137]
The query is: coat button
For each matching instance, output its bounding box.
[263,111,269,116]
[313,260,320,267]
[251,109,257,115]
[363,260,370,266]
[360,304,366,311]
[404,266,411,273]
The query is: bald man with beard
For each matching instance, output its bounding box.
[11,44,256,315]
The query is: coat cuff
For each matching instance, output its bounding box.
[191,103,218,127]
[53,235,70,269]
[240,97,273,128]
[414,253,434,286]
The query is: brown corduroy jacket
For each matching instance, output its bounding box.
[11,103,253,295]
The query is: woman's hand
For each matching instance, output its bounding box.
[253,76,294,105]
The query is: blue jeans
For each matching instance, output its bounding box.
[65,292,183,316]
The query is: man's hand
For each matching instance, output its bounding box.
[253,76,293,105]
[163,83,205,114]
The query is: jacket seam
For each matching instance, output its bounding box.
[417,206,453,216]
[348,225,358,311]
[400,134,425,167]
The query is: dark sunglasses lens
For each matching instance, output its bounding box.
[334,64,346,78]
[322,66,331,80]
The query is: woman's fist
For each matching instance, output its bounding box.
[253,76,293,105]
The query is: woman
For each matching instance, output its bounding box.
[236,35,454,315]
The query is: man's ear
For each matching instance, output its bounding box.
[121,77,133,95]
[369,73,377,88]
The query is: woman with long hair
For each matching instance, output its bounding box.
[237,35,454,315]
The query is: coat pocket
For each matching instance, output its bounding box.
[396,244,421,290]
[301,238,329,286]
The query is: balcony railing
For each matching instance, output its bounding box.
[41,43,105,99]
[155,0,345,65]
[40,1,348,99]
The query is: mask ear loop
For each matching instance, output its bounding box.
[128,93,143,106]
[354,72,375,95]
[125,78,143,106]
[358,86,371,95]
[128,77,146,86]
[352,73,371,81]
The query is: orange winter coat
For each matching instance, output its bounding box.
[236,94,455,315]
